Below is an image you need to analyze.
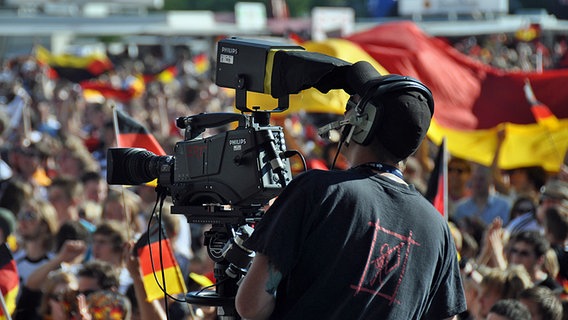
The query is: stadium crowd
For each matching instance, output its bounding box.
[0,29,566,320]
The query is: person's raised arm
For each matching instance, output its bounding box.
[26,240,86,290]
[123,241,167,320]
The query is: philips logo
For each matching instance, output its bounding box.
[221,47,238,55]
[229,138,247,146]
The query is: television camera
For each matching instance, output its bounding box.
[107,36,382,319]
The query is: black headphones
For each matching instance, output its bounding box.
[341,74,434,146]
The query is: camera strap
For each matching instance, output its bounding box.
[356,162,404,180]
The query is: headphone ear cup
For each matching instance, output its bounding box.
[351,100,381,146]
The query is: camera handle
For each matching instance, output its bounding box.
[177,113,247,140]
[235,75,289,113]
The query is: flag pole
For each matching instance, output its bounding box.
[523,79,563,163]
[0,287,12,320]
[110,104,133,242]
[441,138,448,220]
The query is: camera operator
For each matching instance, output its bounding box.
[235,75,466,319]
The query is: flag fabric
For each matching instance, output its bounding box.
[192,53,210,75]
[142,65,178,84]
[114,108,166,156]
[425,138,448,217]
[81,75,145,103]
[0,243,19,320]
[134,222,187,302]
[524,79,560,130]
[35,45,113,83]
[346,21,568,172]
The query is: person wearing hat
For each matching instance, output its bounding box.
[0,207,16,244]
[236,62,466,319]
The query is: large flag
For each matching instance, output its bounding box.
[346,21,568,172]
[425,138,448,217]
[35,45,113,83]
[0,243,19,320]
[134,222,187,301]
[113,108,166,156]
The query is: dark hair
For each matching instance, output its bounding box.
[93,221,127,253]
[81,171,103,184]
[519,286,563,320]
[55,220,90,253]
[510,231,550,258]
[489,299,531,320]
[524,166,548,192]
[77,260,120,291]
[509,195,537,221]
[544,205,568,244]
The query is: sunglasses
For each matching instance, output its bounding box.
[18,211,38,222]
[508,248,533,258]
[49,289,96,302]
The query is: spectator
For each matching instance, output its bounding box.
[504,195,540,236]
[0,207,15,244]
[48,175,95,232]
[486,299,531,320]
[76,259,120,294]
[6,143,50,197]
[447,156,473,219]
[506,231,563,293]
[454,164,511,226]
[536,179,568,227]
[0,178,32,217]
[54,133,100,179]
[87,290,132,320]
[26,220,90,291]
[13,198,58,285]
[519,286,563,320]
[475,265,533,319]
[91,221,133,294]
[102,187,143,239]
[542,204,568,296]
[14,269,78,320]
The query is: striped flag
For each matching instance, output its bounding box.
[0,243,19,320]
[192,53,210,75]
[113,108,165,156]
[143,65,178,84]
[80,75,145,103]
[35,45,113,83]
[134,222,187,301]
[425,138,448,217]
[524,79,560,131]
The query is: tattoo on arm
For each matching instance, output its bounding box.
[265,262,282,296]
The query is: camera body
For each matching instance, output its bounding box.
[107,111,292,224]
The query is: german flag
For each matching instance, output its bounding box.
[142,65,178,84]
[114,108,165,156]
[134,222,187,301]
[0,243,19,320]
[192,53,210,75]
[524,79,560,131]
[80,75,145,103]
[35,45,113,83]
[425,138,448,217]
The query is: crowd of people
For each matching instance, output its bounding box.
[0,30,565,319]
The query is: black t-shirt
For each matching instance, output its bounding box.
[245,168,467,319]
